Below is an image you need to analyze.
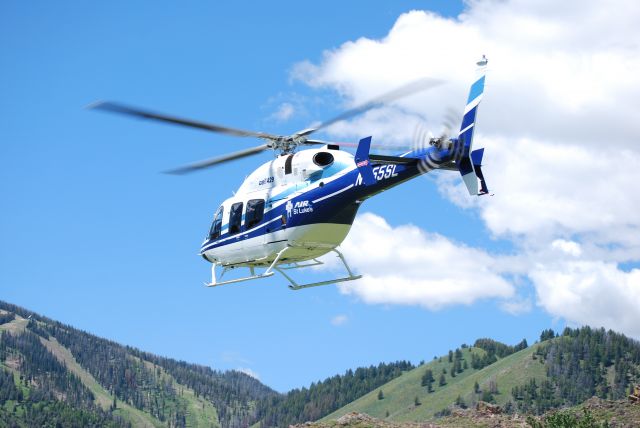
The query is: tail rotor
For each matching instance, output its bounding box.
[410,57,490,195]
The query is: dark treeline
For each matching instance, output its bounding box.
[0,312,15,325]
[0,398,127,428]
[132,350,276,427]
[0,330,95,408]
[27,318,50,339]
[511,326,640,414]
[254,361,414,427]
[43,322,187,423]
[0,366,23,403]
[474,337,528,359]
[471,337,528,370]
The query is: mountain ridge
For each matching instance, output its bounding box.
[0,300,273,427]
[2,300,640,427]
[321,327,640,425]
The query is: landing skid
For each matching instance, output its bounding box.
[205,247,361,290]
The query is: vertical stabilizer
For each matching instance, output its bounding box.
[457,56,488,195]
[354,136,376,186]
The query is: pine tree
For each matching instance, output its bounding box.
[421,369,434,392]
[414,396,421,406]
[378,390,384,400]
[474,381,480,394]
[481,390,495,403]
[439,373,446,387]
[540,329,556,342]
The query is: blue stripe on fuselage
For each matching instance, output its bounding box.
[200,153,435,253]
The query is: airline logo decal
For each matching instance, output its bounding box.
[286,200,313,217]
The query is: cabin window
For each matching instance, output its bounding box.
[285,154,294,175]
[229,202,243,235]
[245,199,265,229]
[209,206,223,240]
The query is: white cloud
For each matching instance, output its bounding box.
[334,213,513,310]
[294,2,640,146]
[271,102,295,121]
[440,137,640,250]
[299,0,640,337]
[237,367,260,380]
[551,240,582,257]
[331,314,349,326]
[500,296,533,316]
[531,261,640,337]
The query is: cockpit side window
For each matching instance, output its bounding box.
[229,202,243,235]
[209,206,223,240]
[245,199,265,229]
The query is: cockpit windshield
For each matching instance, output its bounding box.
[208,206,223,240]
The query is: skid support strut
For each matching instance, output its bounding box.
[205,246,289,287]
[276,248,362,290]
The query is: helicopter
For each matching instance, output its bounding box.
[91,57,489,290]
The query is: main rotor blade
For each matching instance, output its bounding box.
[304,77,443,135]
[88,101,280,140]
[165,143,271,174]
[302,140,402,150]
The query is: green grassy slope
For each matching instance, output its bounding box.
[324,345,547,422]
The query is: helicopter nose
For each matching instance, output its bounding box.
[201,252,213,263]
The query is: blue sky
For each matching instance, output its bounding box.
[3,0,638,392]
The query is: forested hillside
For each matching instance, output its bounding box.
[254,361,414,427]
[0,301,414,427]
[325,328,640,423]
[511,326,640,414]
[0,300,275,427]
[0,327,127,427]
[2,299,640,427]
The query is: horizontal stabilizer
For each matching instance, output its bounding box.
[471,148,484,166]
[458,156,478,195]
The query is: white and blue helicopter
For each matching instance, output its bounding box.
[92,58,489,290]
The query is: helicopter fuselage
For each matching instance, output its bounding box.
[199,144,432,268]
